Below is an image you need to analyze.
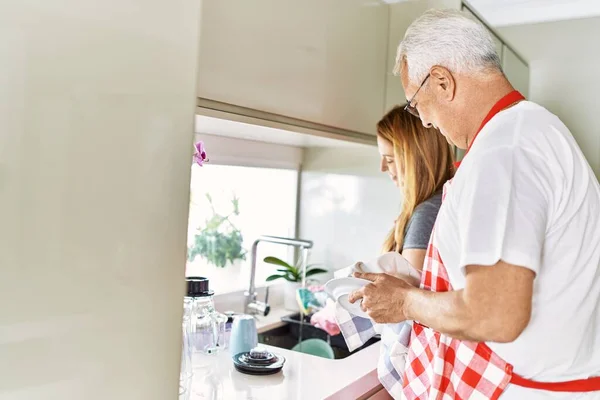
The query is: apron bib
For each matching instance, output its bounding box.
[402,92,600,399]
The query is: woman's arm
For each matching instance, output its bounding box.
[401,193,441,272]
[401,249,426,272]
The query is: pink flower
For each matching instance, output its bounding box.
[193,141,208,166]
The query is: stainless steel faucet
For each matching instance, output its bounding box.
[244,235,313,316]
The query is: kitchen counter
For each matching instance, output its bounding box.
[187,341,381,399]
[255,307,293,333]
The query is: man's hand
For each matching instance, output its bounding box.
[347,272,415,323]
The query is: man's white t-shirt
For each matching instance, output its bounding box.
[435,101,600,399]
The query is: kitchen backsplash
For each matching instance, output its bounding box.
[299,147,401,278]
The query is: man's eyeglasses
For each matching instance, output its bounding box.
[404,74,430,118]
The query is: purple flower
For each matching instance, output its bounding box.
[193,141,208,166]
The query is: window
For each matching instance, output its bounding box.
[186,163,298,294]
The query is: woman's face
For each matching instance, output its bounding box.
[377,136,401,187]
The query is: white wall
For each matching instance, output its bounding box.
[0,1,201,399]
[299,148,400,276]
[527,59,600,178]
[498,17,600,178]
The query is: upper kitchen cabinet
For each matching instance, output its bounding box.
[197,0,389,135]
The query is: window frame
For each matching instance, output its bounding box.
[187,133,303,295]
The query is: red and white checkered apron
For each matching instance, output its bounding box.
[402,148,600,398]
[400,179,512,400]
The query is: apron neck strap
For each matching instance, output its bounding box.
[454,90,525,169]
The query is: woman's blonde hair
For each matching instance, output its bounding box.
[378,105,454,253]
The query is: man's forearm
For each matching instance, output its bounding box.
[403,287,484,341]
[401,263,535,343]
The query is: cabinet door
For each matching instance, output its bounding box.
[197,0,388,135]
[503,46,530,98]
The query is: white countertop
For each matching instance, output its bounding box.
[187,341,381,400]
[255,307,293,333]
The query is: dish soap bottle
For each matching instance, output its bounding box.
[185,277,227,358]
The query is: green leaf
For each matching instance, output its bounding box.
[305,268,328,277]
[263,258,329,282]
[204,215,226,231]
[283,274,299,282]
[263,256,295,271]
[266,274,286,282]
[231,195,240,215]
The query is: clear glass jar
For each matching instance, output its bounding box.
[186,277,227,361]
[223,311,236,349]
[191,296,227,354]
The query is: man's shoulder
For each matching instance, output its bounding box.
[473,101,572,161]
[493,101,568,137]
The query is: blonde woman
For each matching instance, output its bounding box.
[376,105,454,271]
[334,106,455,398]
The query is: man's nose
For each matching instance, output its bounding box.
[421,119,433,129]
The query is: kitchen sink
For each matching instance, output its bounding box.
[257,313,379,359]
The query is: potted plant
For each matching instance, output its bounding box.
[187,193,246,269]
[264,256,327,311]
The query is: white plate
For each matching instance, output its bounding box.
[324,277,371,299]
[324,277,372,319]
[337,293,370,319]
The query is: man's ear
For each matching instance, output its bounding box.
[430,66,455,101]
